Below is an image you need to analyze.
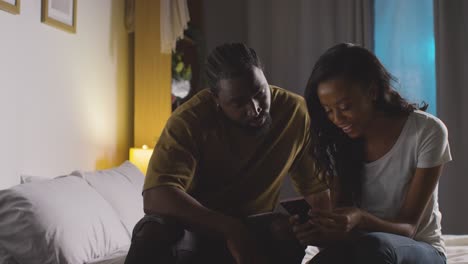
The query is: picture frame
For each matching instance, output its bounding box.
[41,0,76,33]
[0,0,20,14]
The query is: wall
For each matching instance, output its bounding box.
[0,0,132,189]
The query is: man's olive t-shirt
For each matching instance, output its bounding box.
[144,86,327,217]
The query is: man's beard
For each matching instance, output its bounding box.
[219,110,273,136]
[243,114,273,136]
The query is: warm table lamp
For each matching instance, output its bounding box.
[129,145,153,175]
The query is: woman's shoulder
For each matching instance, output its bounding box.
[409,110,449,140]
[410,110,447,130]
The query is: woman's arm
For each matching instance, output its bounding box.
[359,165,443,237]
[313,165,444,238]
[304,189,333,211]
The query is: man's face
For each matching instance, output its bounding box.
[214,66,272,132]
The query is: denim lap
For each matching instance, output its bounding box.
[354,232,446,264]
[311,232,446,264]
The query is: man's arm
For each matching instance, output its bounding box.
[144,186,266,264]
[143,186,239,236]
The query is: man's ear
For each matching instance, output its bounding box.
[208,89,220,104]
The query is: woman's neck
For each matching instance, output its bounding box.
[362,111,408,162]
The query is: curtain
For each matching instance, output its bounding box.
[127,0,190,53]
[243,0,373,199]
[434,0,468,234]
[160,0,191,54]
[246,0,373,95]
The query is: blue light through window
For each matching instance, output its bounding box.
[374,0,436,115]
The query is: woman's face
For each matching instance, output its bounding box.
[317,78,375,139]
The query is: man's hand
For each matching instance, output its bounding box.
[289,214,322,246]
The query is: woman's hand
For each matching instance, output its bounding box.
[310,207,363,233]
[289,207,362,246]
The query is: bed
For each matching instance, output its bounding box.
[1,161,467,264]
[0,161,144,264]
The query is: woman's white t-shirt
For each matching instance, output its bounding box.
[361,110,452,254]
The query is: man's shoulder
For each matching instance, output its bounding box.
[170,89,215,124]
[270,85,307,114]
[174,89,213,113]
[271,85,304,102]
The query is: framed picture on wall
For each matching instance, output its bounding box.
[41,0,76,33]
[0,0,20,14]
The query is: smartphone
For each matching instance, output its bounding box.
[279,197,310,223]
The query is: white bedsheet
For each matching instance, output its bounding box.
[445,235,468,263]
[0,246,129,264]
[302,235,468,264]
[85,248,128,264]
[82,235,468,264]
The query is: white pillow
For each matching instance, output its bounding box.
[0,175,130,264]
[72,161,145,235]
[20,174,72,184]
[0,246,18,264]
[20,174,47,183]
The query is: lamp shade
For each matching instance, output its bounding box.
[129,146,153,175]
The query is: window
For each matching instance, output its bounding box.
[374,0,436,114]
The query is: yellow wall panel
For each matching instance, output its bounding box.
[134,0,171,148]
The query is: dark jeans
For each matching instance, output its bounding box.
[309,232,447,264]
[124,213,306,264]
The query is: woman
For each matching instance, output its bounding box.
[292,43,452,264]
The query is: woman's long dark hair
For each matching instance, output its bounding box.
[305,43,427,206]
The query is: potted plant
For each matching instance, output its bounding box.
[171,51,192,109]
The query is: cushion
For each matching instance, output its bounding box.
[20,174,70,184]
[72,161,145,235]
[0,246,18,264]
[0,175,130,264]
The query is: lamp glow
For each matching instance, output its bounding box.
[129,146,153,175]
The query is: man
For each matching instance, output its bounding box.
[125,43,329,264]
